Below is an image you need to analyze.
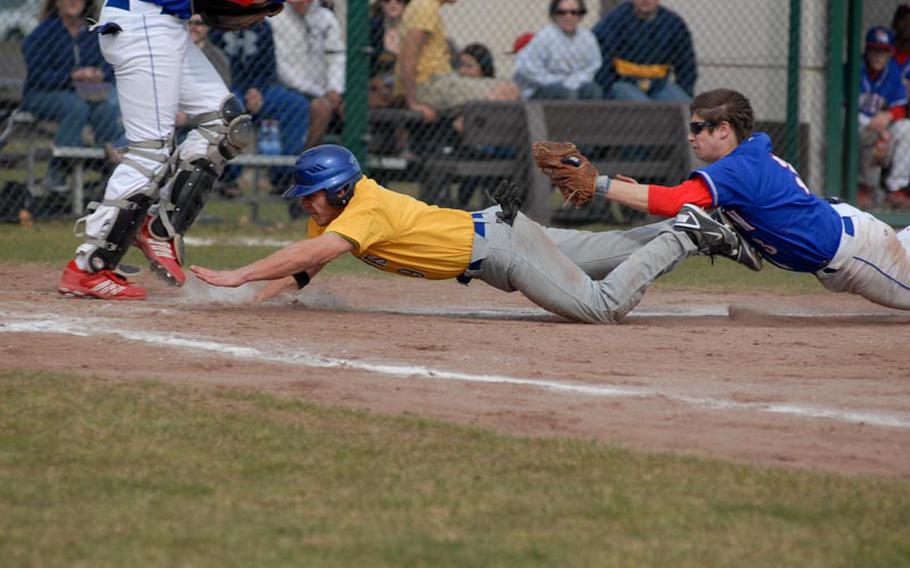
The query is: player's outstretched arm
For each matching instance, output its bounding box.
[253,260,331,303]
[190,233,353,288]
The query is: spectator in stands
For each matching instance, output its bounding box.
[514,0,602,100]
[368,0,408,110]
[21,0,123,192]
[858,26,910,208]
[592,0,695,102]
[457,43,495,79]
[370,0,408,79]
[210,21,310,193]
[396,0,519,123]
[270,0,345,149]
[453,42,501,208]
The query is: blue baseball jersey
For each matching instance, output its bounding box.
[693,133,843,272]
[859,59,907,119]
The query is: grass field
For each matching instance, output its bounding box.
[2,371,908,567]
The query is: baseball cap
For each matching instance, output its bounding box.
[510,32,534,54]
[866,26,895,50]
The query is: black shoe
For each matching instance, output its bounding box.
[674,204,763,271]
[485,180,522,226]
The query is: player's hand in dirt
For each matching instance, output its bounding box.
[254,276,298,303]
[189,265,245,287]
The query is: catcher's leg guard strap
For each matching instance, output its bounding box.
[78,194,153,272]
[151,158,217,238]
[193,94,254,164]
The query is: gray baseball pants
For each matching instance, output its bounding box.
[463,206,698,323]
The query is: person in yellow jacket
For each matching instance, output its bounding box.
[190,144,753,323]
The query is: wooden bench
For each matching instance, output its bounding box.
[0,110,48,196]
[42,147,300,217]
[416,101,531,209]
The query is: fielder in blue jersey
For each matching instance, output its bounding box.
[544,88,910,310]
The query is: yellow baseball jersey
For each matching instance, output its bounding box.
[307,177,474,280]
[398,0,452,86]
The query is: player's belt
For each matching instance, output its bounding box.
[820,216,856,274]
[456,215,488,285]
[841,215,855,237]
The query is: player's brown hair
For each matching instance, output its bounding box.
[690,89,754,143]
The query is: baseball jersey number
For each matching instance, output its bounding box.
[771,154,810,194]
[750,237,779,256]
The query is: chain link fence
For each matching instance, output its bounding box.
[0,0,872,227]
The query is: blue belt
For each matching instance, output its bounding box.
[471,213,486,237]
[821,216,855,273]
[457,217,487,284]
[842,215,854,237]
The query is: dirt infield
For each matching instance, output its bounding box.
[2,263,909,477]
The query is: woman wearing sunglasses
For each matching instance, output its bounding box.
[513,0,602,100]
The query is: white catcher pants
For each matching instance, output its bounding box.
[816,203,910,309]
[75,0,229,267]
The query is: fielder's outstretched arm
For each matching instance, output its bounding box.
[189,233,354,287]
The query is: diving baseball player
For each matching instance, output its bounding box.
[536,88,910,310]
[189,145,759,324]
[58,0,284,300]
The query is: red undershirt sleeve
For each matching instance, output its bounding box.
[646,177,714,217]
[891,105,907,121]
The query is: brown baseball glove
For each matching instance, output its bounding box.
[531,140,598,207]
[195,0,283,32]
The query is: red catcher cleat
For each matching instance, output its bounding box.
[58,260,147,300]
[133,216,186,286]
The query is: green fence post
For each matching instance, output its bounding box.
[825,0,845,198]
[786,0,802,170]
[843,0,863,204]
[342,0,369,165]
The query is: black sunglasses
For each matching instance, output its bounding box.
[554,9,586,16]
[689,120,718,135]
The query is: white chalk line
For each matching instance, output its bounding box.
[184,236,293,248]
[2,309,909,430]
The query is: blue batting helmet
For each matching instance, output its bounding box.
[283,144,363,207]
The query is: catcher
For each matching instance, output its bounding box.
[191,144,758,324]
[536,87,910,310]
[58,0,284,300]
